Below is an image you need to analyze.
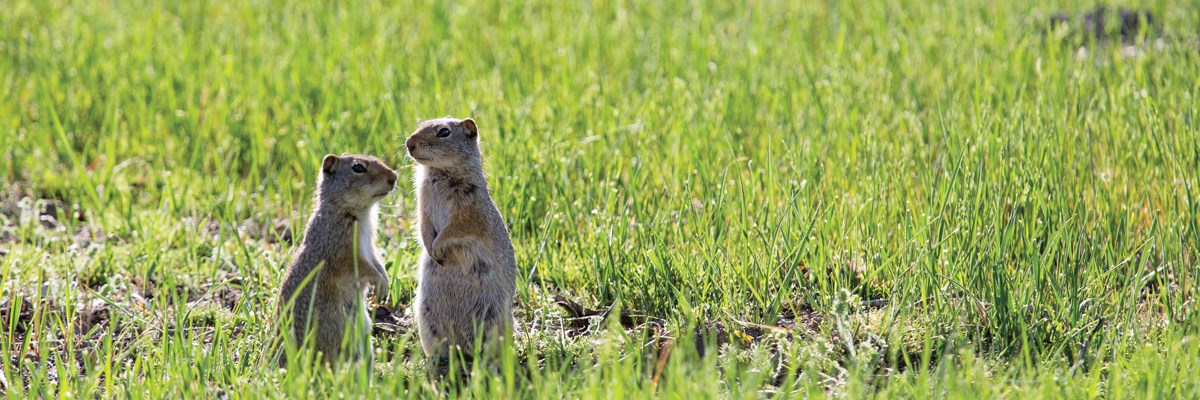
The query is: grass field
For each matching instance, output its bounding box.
[2,0,1199,398]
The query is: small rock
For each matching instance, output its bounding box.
[38,199,66,229]
[40,199,63,219]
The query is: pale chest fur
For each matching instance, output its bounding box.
[412,165,515,270]
[414,167,457,243]
[354,205,381,263]
[418,192,452,236]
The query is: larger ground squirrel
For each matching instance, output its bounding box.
[405,117,517,362]
[276,153,397,366]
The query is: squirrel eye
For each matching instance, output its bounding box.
[437,127,451,138]
[352,164,367,173]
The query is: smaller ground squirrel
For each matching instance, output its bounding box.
[276,153,397,366]
[405,117,517,365]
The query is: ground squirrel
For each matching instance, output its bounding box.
[405,117,517,363]
[276,153,397,366]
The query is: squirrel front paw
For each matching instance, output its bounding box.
[429,246,447,265]
[429,238,456,265]
[371,276,390,299]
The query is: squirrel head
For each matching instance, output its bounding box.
[404,117,482,170]
[316,153,398,211]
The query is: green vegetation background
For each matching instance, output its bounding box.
[1,0,1198,398]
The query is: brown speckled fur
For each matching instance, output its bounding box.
[276,153,397,366]
[405,117,517,362]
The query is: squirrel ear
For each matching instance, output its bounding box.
[322,154,339,174]
[462,118,478,138]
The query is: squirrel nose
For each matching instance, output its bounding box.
[387,177,396,186]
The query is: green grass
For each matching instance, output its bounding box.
[2,0,1199,398]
